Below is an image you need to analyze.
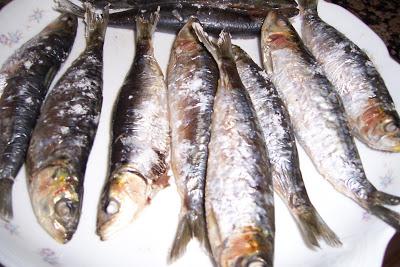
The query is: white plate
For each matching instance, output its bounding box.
[0,1,399,267]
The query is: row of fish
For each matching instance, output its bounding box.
[0,0,399,266]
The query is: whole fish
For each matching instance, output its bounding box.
[193,23,275,267]
[55,0,298,37]
[261,11,400,231]
[167,17,218,262]
[77,0,298,11]
[298,0,400,152]
[26,4,108,244]
[96,11,170,241]
[233,45,341,248]
[0,13,77,222]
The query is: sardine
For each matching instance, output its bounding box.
[0,13,77,222]
[298,0,400,152]
[26,4,108,244]
[96,10,170,241]
[193,23,275,267]
[77,0,298,11]
[233,45,341,248]
[54,0,298,37]
[167,17,218,262]
[261,11,400,231]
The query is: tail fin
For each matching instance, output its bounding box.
[373,191,400,206]
[168,210,210,263]
[83,3,109,44]
[54,0,85,18]
[369,205,400,231]
[0,178,14,222]
[293,207,342,248]
[135,7,160,41]
[297,0,318,12]
[192,22,233,63]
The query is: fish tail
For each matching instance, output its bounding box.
[297,0,318,11]
[369,205,400,231]
[0,178,14,222]
[136,7,160,41]
[372,190,400,205]
[293,207,342,248]
[192,22,233,63]
[83,2,109,44]
[168,209,210,263]
[54,0,85,18]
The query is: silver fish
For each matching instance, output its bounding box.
[167,17,218,262]
[261,11,400,231]
[26,4,108,244]
[233,45,341,248]
[298,0,400,152]
[96,10,170,241]
[193,23,275,267]
[0,13,77,222]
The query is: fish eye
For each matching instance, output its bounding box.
[105,198,120,215]
[55,198,73,217]
[384,121,398,133]
[246,260,268,267]
[277,19,287,27]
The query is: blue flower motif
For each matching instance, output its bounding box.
[379,169,394,189]
[30,8,44,23]
[39,248,61,266]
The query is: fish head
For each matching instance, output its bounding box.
[219,226,273,267]
[358,102,400,152]
[261,11,297,50]
[97,168,149,240]
[29,165,81,244]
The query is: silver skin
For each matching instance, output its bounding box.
[97,11,170,241]
[299,0,400,152]
[193,23,274,267]
[233,45,340,249]
[26,5,108,244]
[261,11,400,231]
[167,18,218,261]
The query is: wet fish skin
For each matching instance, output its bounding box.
[233,45,341,248]
[298,0,400,152]
[193,23,274,267]
[77,0,298,11]
[167,17,218,262]
[0,13,77,222]
[261,11,400,231]
[96,10,170,241]
[55,0,298,37]
[26,4,108,244]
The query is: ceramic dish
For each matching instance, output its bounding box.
[0,0,399,266]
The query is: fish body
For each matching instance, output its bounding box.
[194,24,274,267]
[55,0,298,37]
[261,11,400,231]
[0,13,77,222]
[167,18,218,262]
[78,0,298,11]
[233,45,340,248]
[298,0,400,152]
[26,5,108,244]
[96,11,169,241]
